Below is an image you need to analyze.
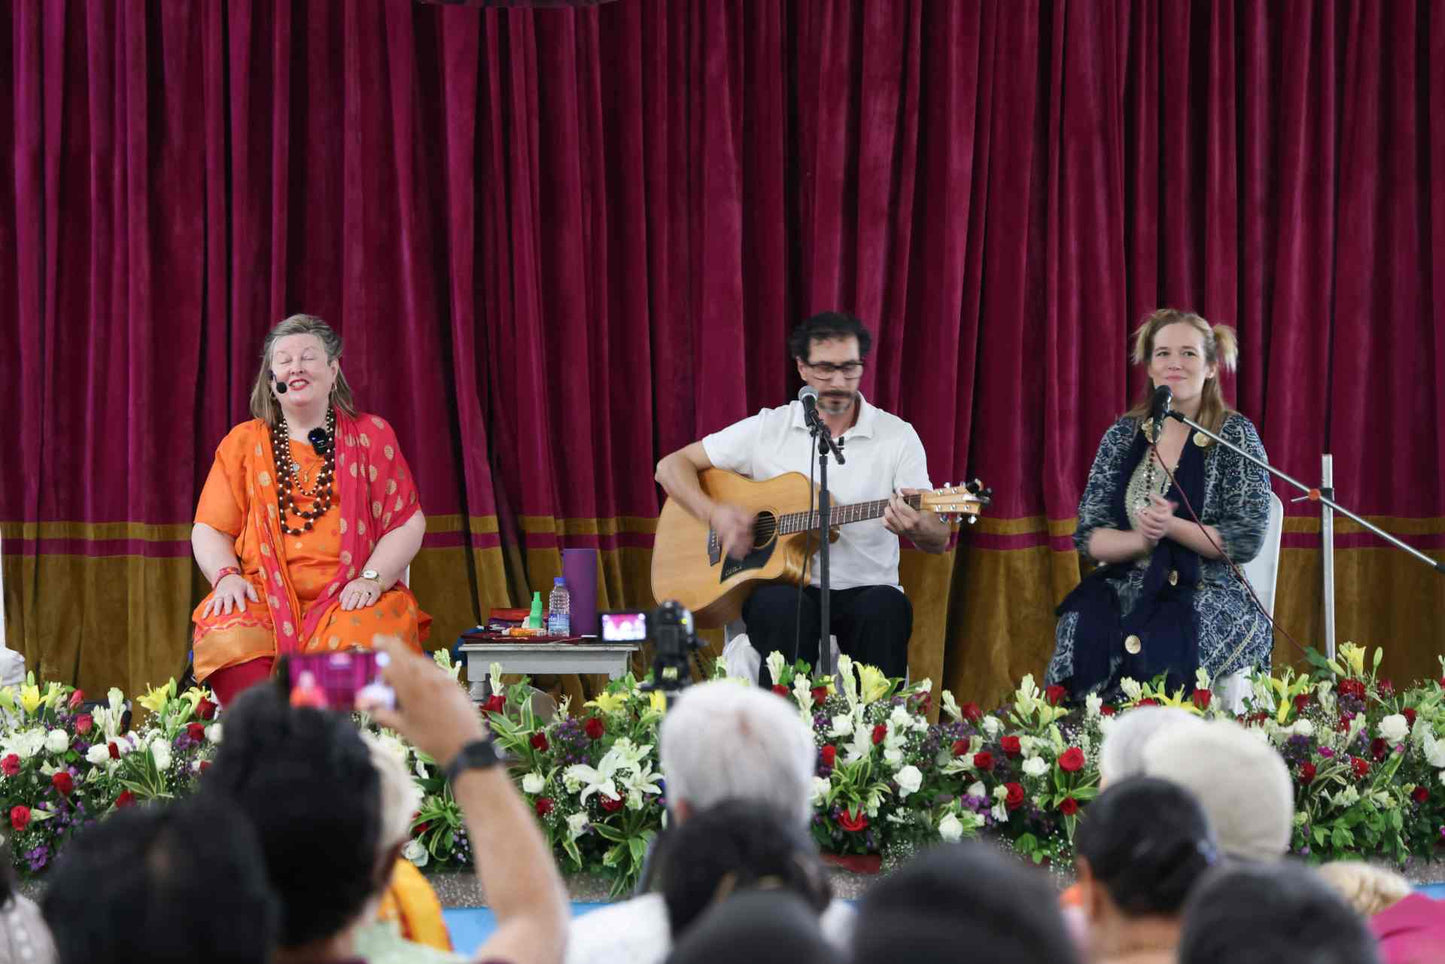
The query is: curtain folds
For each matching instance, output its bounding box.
[3,0,1442,701]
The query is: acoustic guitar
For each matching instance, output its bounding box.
[651,469,990,628]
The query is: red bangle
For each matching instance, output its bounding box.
[212,566,242,588]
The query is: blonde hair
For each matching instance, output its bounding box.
[1315,861,1412,917]
[1123,308,1239,435]
[248,314,359,428]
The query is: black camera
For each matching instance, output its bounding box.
[602,600,700,696]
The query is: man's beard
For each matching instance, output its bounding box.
[819,390,857,414]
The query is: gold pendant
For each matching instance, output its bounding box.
[1193,431,1212,448]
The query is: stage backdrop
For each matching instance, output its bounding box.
[3,0,1443,703]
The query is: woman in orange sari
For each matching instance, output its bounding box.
[191,314,430,706]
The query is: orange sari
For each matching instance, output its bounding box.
[192,412,431,680]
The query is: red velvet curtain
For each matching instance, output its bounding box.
[3,0,1443,700]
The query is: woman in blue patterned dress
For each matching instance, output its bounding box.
[1047,309,1273,699]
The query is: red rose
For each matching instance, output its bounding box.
[1351,756,1370,779]
[187,722,206,742]
[1300,762,1317,783]
[872,724,888,745]
[837,809,869,832]
[530,732,549,752]
[69,690,85,711]
[51,772,73,796]
[1404,708,1418,728]
[1044,685,1067,707]
[1413,786,1430,804]
[973,752,994,772]
[1136,698,1159,707]
[584,717,605,740]
[1337,713,1355,734]
[811,686,829,704]
[820,745,837,768]
[1370,738,1390,762]
[115,790,135,809]
[951,739,969,757]
[960,702,983,723]
[1294,693,1311,712]
[1379,679,1395,698]
[914,692,933,716]
[534,797,555,816]
[1059,796,1079,816]
[1000,736,1022,758]
[1439,677,1445,689]
[9,806,30,831]
[600,795,625,814]
[196,697,218,721]
[484,694,507,714]
[108,741,120,760]
[1338,679,1366,701]
[75,714,94,736]
[0,755,19,777]
[1058,747,1085,773]
[1004,782,1026,810]
[415,821,430,835]
[198,760,211,773]
[1192,689,1212,711]
[771,685,790,698]
[1100,705,1117,717]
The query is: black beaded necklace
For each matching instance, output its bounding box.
[270,407,336,535]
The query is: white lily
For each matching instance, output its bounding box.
[941,690,962,722]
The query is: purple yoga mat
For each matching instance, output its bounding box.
[562,548,599,636]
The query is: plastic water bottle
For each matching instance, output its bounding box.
[547,577,571,636]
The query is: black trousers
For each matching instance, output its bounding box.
[742,583,913,685]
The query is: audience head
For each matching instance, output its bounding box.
[660,798,831,939]
[666,890,842,964]
[1316,860,1413,917]
[659,681,815,825]
[1143,718,1294,859]
[204,683,385,950]
[1075,777,1218,933]
[1179,861,1381,964]
[42,795,278,964]
[364,732,424,855]
[1098,705,1204,786]
[853,842,1081,964]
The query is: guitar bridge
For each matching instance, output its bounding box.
[707,528,722,566]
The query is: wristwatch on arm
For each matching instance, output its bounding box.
[444,739,505,783]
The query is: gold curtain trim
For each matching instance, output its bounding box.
[0,520,194,541]
[1283,515,1445,535]
[518,515,659,536]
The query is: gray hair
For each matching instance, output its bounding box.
[362,734,423,850]
[659,681,815,826]
[1098,706,1205,785]
[1143,719,1294,860]
[248,314,358,428]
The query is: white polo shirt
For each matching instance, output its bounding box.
[701,394,933,591]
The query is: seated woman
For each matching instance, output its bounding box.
[191,314,430,706]
[1047,309,1271,698]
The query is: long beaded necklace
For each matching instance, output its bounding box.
[270,407,336,535]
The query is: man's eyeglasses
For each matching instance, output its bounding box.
[803,361,864,378]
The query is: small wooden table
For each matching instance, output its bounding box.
[458,637,641,702]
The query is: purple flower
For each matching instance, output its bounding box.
[1318,747,1335,758]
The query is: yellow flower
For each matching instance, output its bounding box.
[587,692,628,716]
[19,684,42,716]
[43,682,66,710]
[0,688,14,713]
[1339,642,1367,678]
[138,680,176,715]
[856,665,891,704]
[649,691,668,715]
[179,687,207,714]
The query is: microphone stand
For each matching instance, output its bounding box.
[1162,409,1443,600]
[805,405,846,679]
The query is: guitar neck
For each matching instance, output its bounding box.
[776,494,922,535]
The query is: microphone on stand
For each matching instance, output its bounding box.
[1149,384,1173,437]
[798,384,820,420]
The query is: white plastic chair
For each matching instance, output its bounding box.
[722,620,839,682]
[1215,492,1285,712]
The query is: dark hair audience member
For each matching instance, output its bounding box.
[665,890,841,964]
[1074,777,1218,964]
[1179,860,1382,964]
[853,841,1081,964]
[659,798,832,940]
[203,683,387,959]
[41,795,277,964]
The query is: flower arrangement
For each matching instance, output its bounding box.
[2,641,1443,892]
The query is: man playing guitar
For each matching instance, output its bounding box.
[654,311,949,683]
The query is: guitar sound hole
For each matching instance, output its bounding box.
[751,511,778,549]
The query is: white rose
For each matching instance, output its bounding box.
[1378,714,1410,744]
[937,811,964,842]
[205,724,223,745]
[982,717,1001,738]
[1438,770,1445,786]
[45,730,71,755]
[811,776,831,806]
[895,765,923,799]
[966,781,987,800]
[401,839,428,867]
[151,739,173,772]
[889,706,913,729]
[1021,757,1049,778]
[883,747,904,766]
[1293,719,1315,738]
[85,744,112,765]
[828,714,855,738]
[1085,694,1103,718]
[522,773,546,795]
